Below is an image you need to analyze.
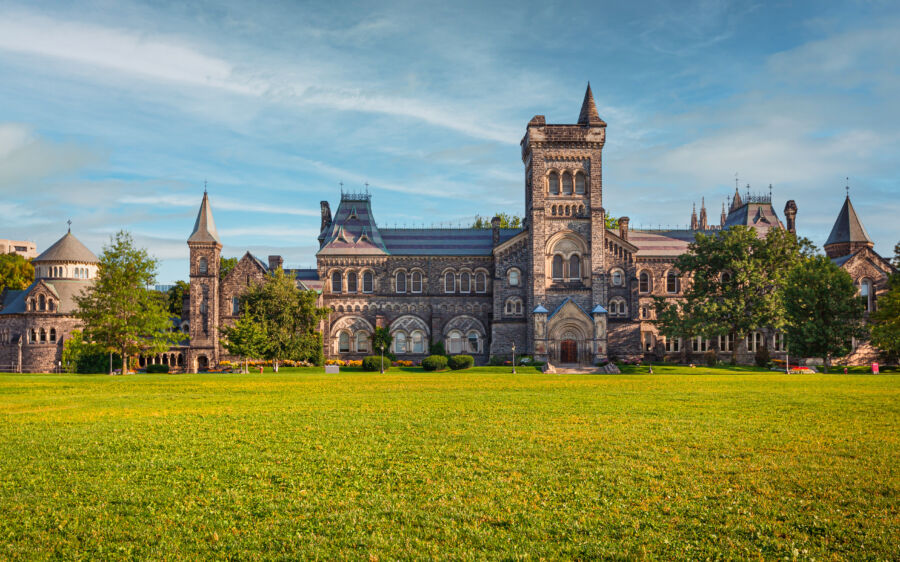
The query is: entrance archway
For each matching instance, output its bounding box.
[561,340,578,363]
[197,356,209,371]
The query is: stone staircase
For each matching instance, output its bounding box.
[542,362,621,375]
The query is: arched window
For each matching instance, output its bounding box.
[641,306,650,319]
[411,271,423,293]
[508,269,520,286]
[467,332,480,353]
[860,279,873,312]
[411,331,425,353]
[552,255,564,280]
[49,328,56,342]
[460,272,471,293]
[394,332,407,354]
[362,271,374,293]
[347,272,358,293]
[30,329,37,343]
[39,295,46,311]
[331,271,342,293]
[444,272,455,293]
[29,298,35,311]
[48,299,55,312]
[447,331,463,354]
[395,271,407,293]
[639,271,650,293]
[232,297,240,315]
[612,270,623,286]
[575,172,585,194]
[356,332,369,353]
[568,255,581,280]
[548,172,559,195]
[475,272,486,293]
[338,332,350,353]
[551,205,557,216]
[40,328,46,343]
[666,272,680,294]
[198,257,208,274]
[562,173,573,195]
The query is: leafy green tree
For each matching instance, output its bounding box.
[220,257,238,278]
[0,253,34,293]
[61,330,122,374]
[471,213,522,229]
[220,314,267,373]
[166,280,190,317]
[240,268,329,371]
[372,327,394,360]
[605,215,619,229]
[870,275,900,362]
[783,255,868,371]
[74,231,179,374]
[654,226,809,363]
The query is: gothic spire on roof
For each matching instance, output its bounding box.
[730,185,743,211]
[577,82,605,126]
[188,190,221,245]
[824,192,873,251]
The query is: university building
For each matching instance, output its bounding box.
[0,86,894,372]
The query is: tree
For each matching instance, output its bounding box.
[372,327,394,359]
[0,253,34,293]
[74,231,179,374]
[219,314,267,373]
[471,213,522,229]
[783,255,868,371]
[239,268,329,371]
[654,226,809,363]
[870,276,900,363]
[166,280,190,317]
[605,214,619,229]
[220,257,238,278]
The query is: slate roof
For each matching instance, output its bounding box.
[629,229,699,258]
[825,196,872,247]
[289,269,324,293]
[0,279,91,315]
[380,228,523,256]
[577,83,606,126]
[317,194,389,256]
[188,192,221,244]
[723,202,784,233]
[33,231,99,264]
[548,297,591,320]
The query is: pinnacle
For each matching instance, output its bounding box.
[577,83,605,126]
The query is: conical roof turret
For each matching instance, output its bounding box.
[33,231,99,263]
[824,195,872,249]
[188,191,221,244]
[577,83,606,126]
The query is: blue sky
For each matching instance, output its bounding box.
[0,0,898,283]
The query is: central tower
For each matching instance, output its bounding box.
[521,84,608,364]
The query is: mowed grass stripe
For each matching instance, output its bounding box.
[0,371,897,559]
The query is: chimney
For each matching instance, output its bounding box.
[784,200,798,235]
[268,255,283,271]
[618,216,630,241]
[491,216,501,245]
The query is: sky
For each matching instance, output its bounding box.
[0,0,898,283]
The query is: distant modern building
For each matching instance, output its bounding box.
[0,239,37,259]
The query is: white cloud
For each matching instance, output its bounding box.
[118,194,319,217]
[0,123,102,188]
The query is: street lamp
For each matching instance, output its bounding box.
[380,343,385,374]
[511,342,517,374]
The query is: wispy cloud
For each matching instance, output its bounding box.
[118,194,319,217]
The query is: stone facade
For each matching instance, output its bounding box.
[181,85,897,370]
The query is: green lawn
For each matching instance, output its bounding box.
[0,370,897,559]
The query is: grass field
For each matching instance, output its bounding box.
[0,368,897,559]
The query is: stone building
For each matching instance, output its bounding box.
[0,230,98,372]
[184,85,895,370]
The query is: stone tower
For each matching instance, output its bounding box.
[521,83,608,364]
[187,191,221,372]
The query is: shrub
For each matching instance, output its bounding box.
[422,355,448,371]
[755,345,771,368]
[429,341,446,356]
[703,350,718,367]
[362,356,390,372]
[488,355,505,366]
[146,364,170,373]
[448,355,474,370]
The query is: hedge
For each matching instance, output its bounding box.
[362,356,390,372]
[146,364,170,373]
[448,355,474,370]
[421,355,448,371]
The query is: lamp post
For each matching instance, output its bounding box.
[511,342,517,374]
[380,343,385,374]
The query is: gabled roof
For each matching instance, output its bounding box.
[188,192,221,244]
[577,83,605,126]
[33,231,99,264]
[0,279,91,315]
[381,228,523,256]
[825,196,872,248]
[548,297,592,320]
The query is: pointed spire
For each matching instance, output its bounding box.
[730,185,743,211]
[720,201,727,227]
[577,82,605,126]
[188,191,221,244]
[690,203,699,230]
[699,197,708,230]
[824,193,873,251]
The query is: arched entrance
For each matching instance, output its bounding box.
[560,340,578,363]
[197,355,209,371]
